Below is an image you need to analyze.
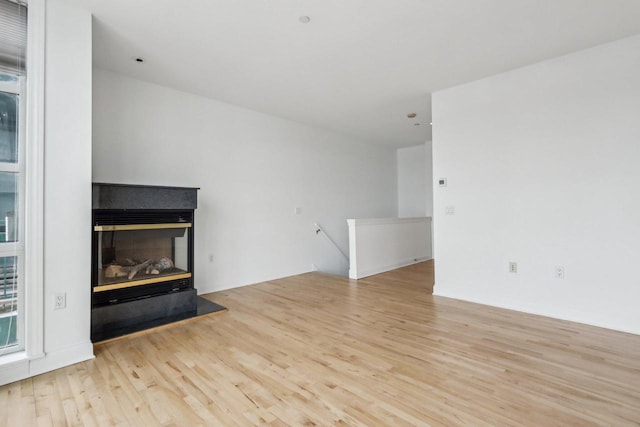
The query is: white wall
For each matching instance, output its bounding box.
[397,144,429,217]
[424,141,433,218]
[34,0,94,373]
[92,69,397,291]
[1,0,94,385]
[348,217,432,279]
[433,34,640,334]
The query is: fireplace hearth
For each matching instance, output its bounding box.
[91,183,225,342]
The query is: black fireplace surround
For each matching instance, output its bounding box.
[91,183,224,342]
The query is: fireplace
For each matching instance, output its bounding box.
[92,210,194,306]
[91,183,224,341]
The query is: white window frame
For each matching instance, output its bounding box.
[0,76,26,355]
[0,0,45,364]
[24,0,45,360]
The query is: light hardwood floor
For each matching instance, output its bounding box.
[2,260,640,426]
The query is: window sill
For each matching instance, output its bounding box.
[0,350,45,366]
[0,350,27,365]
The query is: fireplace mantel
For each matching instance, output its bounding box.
[92,182,199,210]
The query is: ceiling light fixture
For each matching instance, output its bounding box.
[299,16,311,23]
[407,113,417,118]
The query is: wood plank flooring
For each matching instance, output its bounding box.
[2,260,640,426]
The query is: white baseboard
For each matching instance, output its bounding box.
[433,289,640,336]
[29,341,95,377]
[0,341,94,386]
[0,354,30,386]
[350,257,431,279]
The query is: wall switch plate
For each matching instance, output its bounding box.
[555,266,565,279]
[294,207,302,215]
[445,206,455,215]
[509,262,518,273]
[54,292,66,310]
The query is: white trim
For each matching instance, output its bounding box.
[28,341,94,378]
[14,73,26,352]
[0,242,22,253]
[346,216,432,227]
[350,256,432,280]
[23,0,44,359]
[0,311,17,319]
[0,2,29,355]
[0,341,93,386]
[0,162,20,172]
[431,290,640,337]
[0,80,20,94]
[0,352,30,385]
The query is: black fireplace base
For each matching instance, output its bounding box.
[91,291,226,342]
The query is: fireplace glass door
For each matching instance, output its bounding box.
[93,223,192,292]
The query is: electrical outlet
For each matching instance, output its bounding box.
[311,263,318,271]
[555,266,565,279]
[445,206,456,215]
[294,207,302,215]
[208,254,214,263]
[54,292,66,310]
[509,262,518,273]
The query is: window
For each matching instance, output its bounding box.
[0,0,27,356]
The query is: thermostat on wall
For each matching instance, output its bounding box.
[438,177,447,187]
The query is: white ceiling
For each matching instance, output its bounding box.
[70,0,640,148]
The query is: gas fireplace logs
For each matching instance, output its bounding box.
[146,257,174,275]
[104,257,175,280]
